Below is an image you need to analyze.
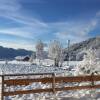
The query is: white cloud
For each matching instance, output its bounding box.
[0,28,33,39]
[0,0,21,12]
[55,32,90,44]
[96,11,100,17]
[0,40,35,50]
[0,0,47,27]
[0,24,49,40]
[0,0,49,42]
[54,11,99,43]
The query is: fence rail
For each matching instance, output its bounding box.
[0,73,100,100]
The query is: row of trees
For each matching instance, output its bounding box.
[30,40,65,67]
[30,40,99,69]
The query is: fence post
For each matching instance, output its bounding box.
[52,73,55,93]
[1,76,4,100]
[91,73,94,86]
[0,76,2,100]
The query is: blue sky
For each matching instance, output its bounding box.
[0,0,100,50]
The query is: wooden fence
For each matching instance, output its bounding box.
[0,73,100,100]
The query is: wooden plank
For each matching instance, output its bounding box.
[4,78,52,86]
[55,75,100,83]
[3,85,100,96]
[4,75,100,86]
[55,85,100,91]
[3,73,53,76]
[4,88,53,96]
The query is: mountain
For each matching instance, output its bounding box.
[64,36,100,61]
[0,46,33,60]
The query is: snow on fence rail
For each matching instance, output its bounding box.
[0,73,100,100]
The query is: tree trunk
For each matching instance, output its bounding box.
[54,58,56,66]
[55,58,59,67]
[56,61,59,67]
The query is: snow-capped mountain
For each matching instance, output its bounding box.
[0,46,33,60]
[64,36,100,61]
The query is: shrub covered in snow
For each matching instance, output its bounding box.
[75,48,100,75]
[74,48,100,99]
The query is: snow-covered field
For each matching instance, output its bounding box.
[0,60,100,100]
[0,60,79,75]
[0,63,65,75]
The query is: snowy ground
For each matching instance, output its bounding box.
[4,89,100,100]
[0,60,79,75]
[0,60,100,100]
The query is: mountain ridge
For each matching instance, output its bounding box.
[0,46,33,59]
[64,36,100,60]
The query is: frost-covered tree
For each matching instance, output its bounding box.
[75,48,100,75]
[48,40,64,67]
[59,49,65,67]
[35,40,45,65]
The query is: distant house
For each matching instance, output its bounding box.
[15,55,30,61]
